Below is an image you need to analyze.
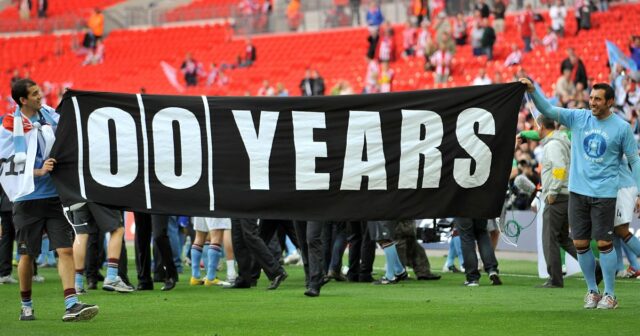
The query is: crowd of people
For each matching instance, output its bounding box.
[12,0,48,20]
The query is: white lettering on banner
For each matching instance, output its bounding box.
[232,110,279,190]
[398,110,443,188]
[87,107,139,188]
[454,108,495,188]
[291,111,330,190]
[341,111,387,190]
[152,108,203,189]
[84,106,496,192]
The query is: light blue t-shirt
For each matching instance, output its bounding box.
[15,111,58,201]
[532,87,640,198]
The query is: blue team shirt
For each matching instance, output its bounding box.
[532,87,640,198]
[15,113,58,201]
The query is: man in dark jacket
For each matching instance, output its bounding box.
[480,18,496,60]
[560,47,588,88]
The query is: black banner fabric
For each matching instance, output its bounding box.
[50,83,524,220]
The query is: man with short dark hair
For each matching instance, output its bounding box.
[1,79,98,321]
[521,78,640,309]
[530,115,577,288]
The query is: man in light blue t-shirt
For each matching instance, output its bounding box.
[520,78,640,309]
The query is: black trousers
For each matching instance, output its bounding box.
[294,221,324,289]
[251,219,299,279]
[456,218,499,282]
[0,211,15,277]
[346,221,375,281]
[134,213,177,285]
[328,222,347,273]
[394,220,433,277]
[232,218,283,285]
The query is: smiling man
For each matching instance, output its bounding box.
[2,79,99,321]
[520,78,640,309]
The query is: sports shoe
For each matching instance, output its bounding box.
[267,271,288,290]
[76,287,87,295]
[19,306,35,321]
[103,276,135,293]
[624,267,640,278]
[0,275,18,284]
[535,280,562,288]
[395,270,409,281]
[204,278,230,287]
[616,270,628,278]
[32,275,45,283]
[442,263,461,273]
[62,303,99,322]
[327,270,347,282]
[464,280,480,287]
[373,276,398,285]
[283,253,301,265]
[583,291,602,309]
[190,277,204,286]
[596,294,618,309]
[489,272,502,286]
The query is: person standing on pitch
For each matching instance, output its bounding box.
[1,79,98,321]
[65,203,134,293]
[525,115,577,288]
[520,78,640,309]
[611,158,640,278]
[189,217,232,287]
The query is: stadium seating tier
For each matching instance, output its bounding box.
[0,3,639,114]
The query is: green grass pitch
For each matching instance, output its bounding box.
[0,255,637,335]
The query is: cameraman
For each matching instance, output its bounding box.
[510,159,539,210]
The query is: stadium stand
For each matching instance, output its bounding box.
[0,0,124,33]
[163,0,242,22]
[0,2,639,115]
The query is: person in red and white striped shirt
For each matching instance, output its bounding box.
[431,42,452,84]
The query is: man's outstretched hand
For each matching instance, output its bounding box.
[519,78,535,93]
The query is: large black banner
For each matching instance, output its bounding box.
[51,83,524,220]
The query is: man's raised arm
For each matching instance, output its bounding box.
[519,78,574,127]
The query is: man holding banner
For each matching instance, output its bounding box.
[521,77,640,309]
[1,79,99,321]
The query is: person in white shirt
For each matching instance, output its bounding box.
[257,79,275,96]
[504,43,523,67]
[549,0,567,37]
[472,67,492,86]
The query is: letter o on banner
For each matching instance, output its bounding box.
[88,107,139,188]
[152,107,202,189]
